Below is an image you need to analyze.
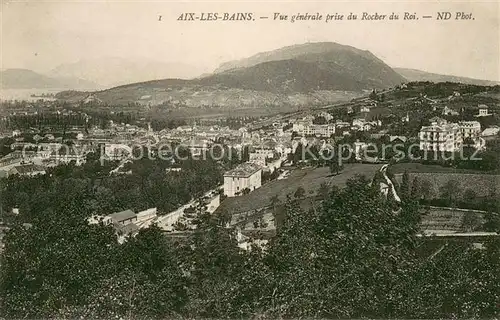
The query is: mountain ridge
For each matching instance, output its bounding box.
[1,68,99,90]
[52,42,407,107]
[59,42,500,108]
[215,42,381,72]
[213,42,405,89]
[394,67,499,86]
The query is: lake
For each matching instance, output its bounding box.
[0,88,65,101]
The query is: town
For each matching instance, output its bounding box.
[1,3,499,315]
[1,82,499,246]
[1,81,499,319]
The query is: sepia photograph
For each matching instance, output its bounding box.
[0,0,499,318]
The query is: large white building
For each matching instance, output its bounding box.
[419,118,462,152]
[292,119,312,134]
[293,119,336,137]
[459,121,482,148]
[104,143,132,160]
[303,124,336,137]
[223,163,262,197]
[459,121,481,139]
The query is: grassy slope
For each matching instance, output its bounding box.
[219,163,381,215]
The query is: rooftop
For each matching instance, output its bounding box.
[224,162,262,178]
[420,123,459,132]
[12,164,46,174]
[109,209,136,222]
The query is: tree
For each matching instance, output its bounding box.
[183,212,253,318]
[440,179,461,206]
[270,195,281,208]
[461,213,480,232]
[312,116,327,125]
[410,176,421,199]
[294,186,306,199]
[400,170,410,200]
[329,161,340,175]
[2,152,499,318]
[318,182,330,199]
[416,178,434,202]
[462,188,477,206]
[0,206,120,318]
[266,175,421,318]
[484,212,500,232]
[265,197,322,317]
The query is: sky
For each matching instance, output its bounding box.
[1,0,499,81]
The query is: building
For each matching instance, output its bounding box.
[442,106,459,116]
[334,120,351,128]
[104,143,132,161]
[419,118,462,152]
[459,121,481,143]
[402,112,410,123]
[0,150,37,168]
[223,163,262,197]
[249,148,274,166]
[186,138,211,157]
[360,105,371,113]
[352,118,380,132]
[10,142,37,150]
[353,141,368,160]
[292,119,312,135]
[317,111,334,122]
[108,209,138,226]
[50,147,87,165]
[303,124,336,137]
[482,126,500,140]
[38,143,63,153]
[476,105,491,117]
[8,164,46,177]
[390,135,408,144]
[88,207,157,232]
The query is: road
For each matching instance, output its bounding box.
[247,88,398,132]
[109,159,132,174]
[380,164,401,203]
[154,185,222,231]
[247,100,354,131]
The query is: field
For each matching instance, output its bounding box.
[420,206,486,232]
[390,163,489,174]
[395,171,500,199]
[219,163,381,215]
[147,104,306,120]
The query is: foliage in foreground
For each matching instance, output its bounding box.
[0,176,499,319]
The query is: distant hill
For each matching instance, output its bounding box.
[199,59,366,93]
[395,68,499,86]
[214,42,406,89]
[55,42,408,107]
[49,57,206,88]
[0,68,99,90]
